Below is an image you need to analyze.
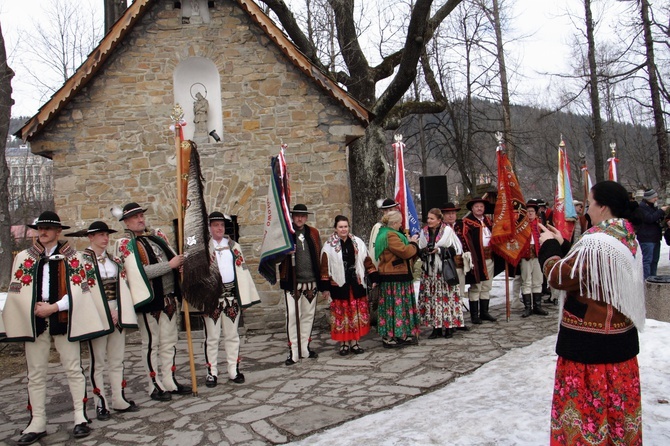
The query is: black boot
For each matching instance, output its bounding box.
[521,294,532,318]
[444,328,454,339]
[428,327,442,339]
[533,293,548,316]
[479,299,497,322]
[470,301,482,324]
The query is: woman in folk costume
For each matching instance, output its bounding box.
[320,215,378,355]
[66,221,140,420]
[374,210,421,348]
[417,208,465,339]
[538,181,645,446]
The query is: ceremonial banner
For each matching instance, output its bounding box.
[491,144,530,266]
[393,136,421,235]
[259,145,295,284]
[553,140,577,240]
[181,141,223,314]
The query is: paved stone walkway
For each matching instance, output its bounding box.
[0,296,561,446]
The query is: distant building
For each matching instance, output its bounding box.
[5,144,53,216]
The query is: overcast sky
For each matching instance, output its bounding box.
[0,0,630,118]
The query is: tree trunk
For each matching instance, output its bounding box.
[584,0,605,183]
[490,0,514,169]
[640,0,669,191]
[349,124,388,242]
[0,23,15,291]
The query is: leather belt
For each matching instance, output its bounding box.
[483,247,492,259]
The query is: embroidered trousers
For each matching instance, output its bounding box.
[468,258,494,302]
[137,308,179,394]
[285,289,317,360]
[520,258,543,295]
[203,298,241,379]
[88,300,132,411]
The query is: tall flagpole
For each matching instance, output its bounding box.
[171,104,198,396]
[495,132,511,322]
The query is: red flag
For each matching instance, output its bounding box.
[393,137,420,235]
[491,144,530,266]
[608,156,618,182]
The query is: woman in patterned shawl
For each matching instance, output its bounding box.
[538,181,645,446]
[374,210,421,348]
[320,215,377,355]
[417,208,465,339]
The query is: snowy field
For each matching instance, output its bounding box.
[291,244,670,446]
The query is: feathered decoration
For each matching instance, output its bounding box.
[181,141,223,314]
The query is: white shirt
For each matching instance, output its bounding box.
[213,238,235,284]
[41,245,69,312]
[479,217,491,247]
[91,249,118,280]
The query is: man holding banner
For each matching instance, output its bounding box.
[278,204,324,365]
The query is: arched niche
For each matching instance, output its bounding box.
[174,57,222,143]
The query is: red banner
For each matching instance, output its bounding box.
[491,147,530,266]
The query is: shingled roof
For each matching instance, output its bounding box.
[16,0,370,142]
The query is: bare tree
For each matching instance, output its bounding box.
[18,0,102,103]
[258,0,464,234]
[0,23,15,291]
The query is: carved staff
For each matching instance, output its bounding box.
[171,104,198,396]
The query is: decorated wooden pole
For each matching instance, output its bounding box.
[171,104,198,396]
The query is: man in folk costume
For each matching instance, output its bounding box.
[519,202,549,318]
[2,211,113,445]
[461,198,498,324]
[278,204,324,365]
[66,221,140,421]
[203,212,261,387]
[114,203,191,401]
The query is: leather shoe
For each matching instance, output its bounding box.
[150,389,172,401]
[230,373,245,384]
[73,423,91,439]
[96,406,111,421]
[205,374,218,388]
[308,349,318,359]
[17,431,47,446]
[285,357,297,366]
[171,384,192,395]
[114,401,140,412]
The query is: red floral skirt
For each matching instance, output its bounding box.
[550,356,642,446]
[329,289,370,342]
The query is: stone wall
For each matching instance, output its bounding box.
[28,0,365,331]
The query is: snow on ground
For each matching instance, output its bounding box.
[291,320,670,446]
[292,244,670,446]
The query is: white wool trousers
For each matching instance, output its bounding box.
[24,331,88,433]
[137,309,179,394]
[467,258,494,302]
[285,290,317,360]
[203,299,241,380]
[88,301,132,411]
[520,258,543,295]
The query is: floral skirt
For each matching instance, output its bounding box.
[418,273,465,328]
[550,356,642,446]
[329,289,370,342]
[377,281,420,339]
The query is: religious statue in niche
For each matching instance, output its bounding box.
[191,83,209,144]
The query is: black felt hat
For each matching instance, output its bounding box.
[65,221,118,237]
[440,202,461,212]
[290,204,313,214]
[27,211,71,230]
[379,198,399,209]
[119,202,147,221]
[466,197,489,211]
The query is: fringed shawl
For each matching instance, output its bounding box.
[418,223,463,276]
[549,218,645,330]
[375,227,408,261]
[322,233,367,288]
